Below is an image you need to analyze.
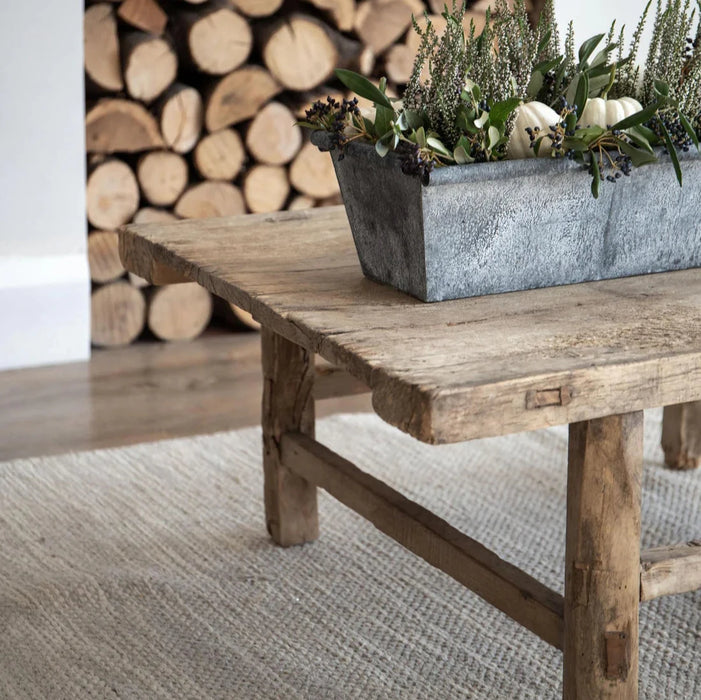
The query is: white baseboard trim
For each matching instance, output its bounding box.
[0,254,91,371]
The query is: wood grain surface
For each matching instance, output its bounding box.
[121,206,701,444]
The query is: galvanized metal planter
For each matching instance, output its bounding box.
[312,131,701,302]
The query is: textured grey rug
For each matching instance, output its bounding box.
[0,410,699,699]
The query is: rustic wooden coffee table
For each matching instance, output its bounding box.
[121,206,701,699]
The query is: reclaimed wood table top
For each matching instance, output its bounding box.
[121,205,701,444]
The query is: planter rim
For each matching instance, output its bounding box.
[311,129,700,187]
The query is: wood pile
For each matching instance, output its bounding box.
[84,0,533,347]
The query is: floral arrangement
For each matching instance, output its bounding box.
[300,0,701,198]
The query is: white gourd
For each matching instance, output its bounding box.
[506,101,560,159]
[578,97,643,128]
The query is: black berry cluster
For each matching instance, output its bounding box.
[650,111,693,152]
[304,96,361,155]
[398,141,435,184]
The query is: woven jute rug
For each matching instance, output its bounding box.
[0,409,699,699]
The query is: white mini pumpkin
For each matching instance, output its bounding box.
[577,97,643,128]
[506,101,560,159]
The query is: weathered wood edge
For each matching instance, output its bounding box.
[120,222,701,445]
[281,431,565,649]
[640,541,701,601]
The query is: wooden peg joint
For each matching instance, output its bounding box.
[605,631,630,681]
[525,386,573,409]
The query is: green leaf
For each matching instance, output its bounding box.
[565,111,578,134]
[587,74,610,97]
[658,118,683,186]
[453,145,474,164]
[578,34,605,66]
[533,57,563,75]
[590,156,601,198]
[653,79,670,97]
[488,97,521,128]
[625,125,654,153]
[374,105,394,138]
[374,130,395,158]
[616,139,658,167]
[362,116,376,137]
[573,72,590,122]
[403,109,424,130]
[527,72,544,100]
[611,103,658,130]
[414,126,427,148]
[590,42,618,68]
[533,135,546,157]
[426,136,452,157]
[334,69,394,110]
[562,136,589,152]
[487,125,500,150]
[679,111,700,150]
[575,125,606,142]
[632,124,660,145]
[537,28,552,55]
[474,111,490,129]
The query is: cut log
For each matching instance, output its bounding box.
[358,46,375,76]
[86,98,164,153]
[174,181,246,219]
[132,207,178,224]
[137,150,189,207]
[303,0,356,32]
[193,128,246,180]
[289,141,340,199]
[230,0,283,17]
[128,272,150,288]
[246,102,302,165]
[385,43,414,84]
[261,14,340,91]
[147,283,212,341]
[117,0,168,35]
[158,83,203,153]
[205,66,281,132]
[122,32,178,103]
[172,3,252,75]
[91,281,146,347]
[355,1,414,55]
[86,159,140,229]
[244,164,290,214]
[84,3,123,93]
[288,194,316,210]
[231,304,261,331]
[88,230,126,283]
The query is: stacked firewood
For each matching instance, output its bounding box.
[85,0,534,346]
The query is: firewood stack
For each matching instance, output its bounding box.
[85,0,531,347]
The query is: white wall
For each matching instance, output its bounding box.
[0,1,90,370]
[555,1,654,61]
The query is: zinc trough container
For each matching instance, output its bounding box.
[313,131,701,302]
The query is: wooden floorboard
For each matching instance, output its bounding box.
[0,332,372,461]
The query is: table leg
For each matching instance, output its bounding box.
[261,327,318,546]
[563,412,643,700]
[661,402,701,470]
